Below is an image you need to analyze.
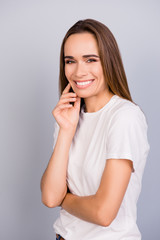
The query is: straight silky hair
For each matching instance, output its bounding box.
[59,19,133,108]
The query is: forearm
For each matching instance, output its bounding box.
[61,193,106,226]
[61,159,133,226]
[41,129,74,207]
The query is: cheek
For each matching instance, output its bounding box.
[91,65,104,78]
[64,66,69,79]
[65,66,74,80]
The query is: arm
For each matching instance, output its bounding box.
[41,128,74,208]
[41,83,80,208]
[61,158,133,226]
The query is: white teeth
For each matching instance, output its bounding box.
[76,80,93,86]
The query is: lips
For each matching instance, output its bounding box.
[76,80,93,86]
[74,79,94,89]
[74,79,94,88]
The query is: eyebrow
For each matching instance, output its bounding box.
[64,54,100,59]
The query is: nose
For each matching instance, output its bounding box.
[74,62,87,78]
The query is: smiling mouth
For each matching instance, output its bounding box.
[74,79,94,87]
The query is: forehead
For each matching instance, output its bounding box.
[64,32,99,56]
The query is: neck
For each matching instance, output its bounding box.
[84,90,114,113]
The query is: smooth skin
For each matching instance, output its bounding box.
[41,83,80,207]
[41,32,133,226]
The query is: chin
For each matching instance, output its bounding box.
[75,91,93,99]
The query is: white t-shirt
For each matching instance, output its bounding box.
[53,95,149,240]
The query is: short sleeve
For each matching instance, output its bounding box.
[106,106,149,171]
[52,121,59,149]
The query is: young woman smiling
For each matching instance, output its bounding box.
[41,19,149,240]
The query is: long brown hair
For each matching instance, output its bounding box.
[59,19,133,108]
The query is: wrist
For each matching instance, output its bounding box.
[59,127,76,141]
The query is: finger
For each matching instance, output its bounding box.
[57,104,73,109]
[61,92,77,99]
[62,83,71,94]
[58,97,77,105]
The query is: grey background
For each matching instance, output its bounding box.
[0,0,159,239]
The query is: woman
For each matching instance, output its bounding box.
[41,19,149,240]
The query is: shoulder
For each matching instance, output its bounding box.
[108,96,148,129]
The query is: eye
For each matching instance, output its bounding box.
[65,60,75,64]
[87,58,97,63]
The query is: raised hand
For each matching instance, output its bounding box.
[52,83,81,133]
